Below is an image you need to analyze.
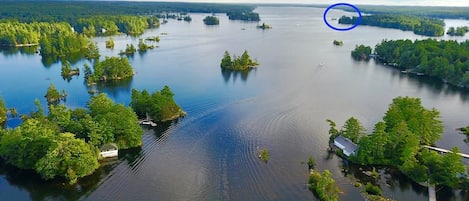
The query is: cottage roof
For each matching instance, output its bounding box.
[334,135,358,155]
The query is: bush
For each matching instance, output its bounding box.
[365,183,382,196]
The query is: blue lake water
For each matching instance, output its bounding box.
[1,6,469,201]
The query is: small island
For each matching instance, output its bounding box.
[61,61,80,78]
[447,26,468,36]
[138,39,155,53]
[256,22,272,29]
[220,50,259,70]
[258,148,269,162]
[203,16,219,25]
[119,44,136,56]
[85,56,134,84]
[333,40,343,46]
[351,45,371,60]
[130,86,185,122]
[105,37,115,49]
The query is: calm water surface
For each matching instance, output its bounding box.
[1,6,469,201]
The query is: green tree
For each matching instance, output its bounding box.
[105,37,115,48]
[326,119,339,143]
[0,97,7,128]
[45,84,62,104]
[35,133,99,184]
[341,117,365,143]
[308,170,340,201]
[220,51,232,69]
[203,16,219,25]
[383,96,443,145]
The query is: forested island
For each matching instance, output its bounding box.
[203,16,220,25]
[338,14,445,36]
[369,39,469,87]
[0,93,143,184]
[0,1,261,62]
[328,97,469,189]
[447,26,469,36]
[256,22,272,29]
[351,45,372,60]
[84,56,134,84]
[130,86,185,122]
[220,50,259,70]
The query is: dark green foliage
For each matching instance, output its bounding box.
[365,183,382,196]
[326,119,339,144]
[87,56,134,83]
[333,40,343,46]
[61,61,80,81]
[227,10,260,21]
[307,156,315,169]
[327,4,469,20]
[308,170,340,201]
[259,149,269,162]
[0,97,6,128]
[339,14,444,36]
[374,39,469,87]
[447,26,468,36]
[0,1,258,23]
[346,96,465,188]
[203,16,220,25]
[35,133,99,184]
[220,50,259,70]
[0,92,144,184]
[145,36,160,42]
[138,39,155,53]
[351,45,372,60]
[256,22,271,29]
[44,84,63,104]
[183,15,192,22]
[341,117,365,143]
[130,86,184,122]
[105,37,115,49]
[87,93,143,149]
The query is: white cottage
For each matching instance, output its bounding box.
[333,136,358,157]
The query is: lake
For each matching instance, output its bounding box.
[1,6,469,201]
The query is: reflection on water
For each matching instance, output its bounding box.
[94,78,133,99]
[221,68,255,84]
[0,46,38,56]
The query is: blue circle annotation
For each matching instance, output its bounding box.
[323,3,362,31]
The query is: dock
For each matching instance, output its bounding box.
[422,145,469,159]
[139,119,157,127]
[428,184,436,201]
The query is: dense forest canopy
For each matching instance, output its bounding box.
[203,16,220,25]
[86,56,134,83]
[0,1,259,23]
[339,14,445,36]
[130,87,185,122]
[329,97,468,188]
[317,4,469,19]
[0,93,143,184]
[220,50,259,70]
[373,39,469,87]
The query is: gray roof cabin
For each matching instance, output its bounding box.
[333,135,358,157]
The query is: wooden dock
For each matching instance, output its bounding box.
[428,184,436,201]
[422,145,469,159]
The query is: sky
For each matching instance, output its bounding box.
[132,0,469,7]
